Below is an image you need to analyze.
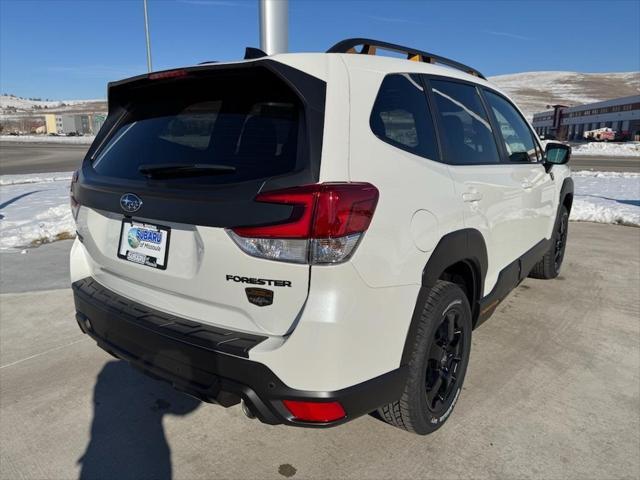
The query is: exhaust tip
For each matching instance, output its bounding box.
[241,399,256,419]
[75,313,92,333]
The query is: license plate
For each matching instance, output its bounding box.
[118,219,170,270]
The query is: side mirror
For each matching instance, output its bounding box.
[545,142,571,165]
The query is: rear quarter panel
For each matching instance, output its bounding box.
[344,67,464,288]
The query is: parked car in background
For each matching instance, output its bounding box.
[583,127,616,142]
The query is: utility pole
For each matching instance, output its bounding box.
[259,0,288,55]
[143,0,153,72]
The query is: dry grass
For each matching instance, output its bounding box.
[29,231,76,247]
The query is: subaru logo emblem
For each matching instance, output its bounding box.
[120,193,142,213]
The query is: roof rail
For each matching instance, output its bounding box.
[327,38,486,80]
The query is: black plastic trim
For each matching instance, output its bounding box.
[401,229,487,364]
[244,47,268,59]
[73,277,408,428]
[402,229,554,363]
[468,178,573,327]
[476,238,550,326]
[560,177,574,213]
[421,228,488,293]
[73,278,266,358]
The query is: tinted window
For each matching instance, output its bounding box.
[92,69,301,185]
[484,90,540,162]
[370,74,439,160]
[430,80,500,165]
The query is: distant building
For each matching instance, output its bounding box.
[91,114,107,135]
[532,95,640,141]
[43,113,107,135]
[44,114,57,134]
[58,115,77,134]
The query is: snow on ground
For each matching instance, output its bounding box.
[0,172,75,249]
[571,171,640,226]
[571,142,640,157]
[0,135,95,145]
[0,170,638,250]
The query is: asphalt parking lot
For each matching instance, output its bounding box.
[0,221,639,480]
[0,142,89,175]
[1,141,638,174]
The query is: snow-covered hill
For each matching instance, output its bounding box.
[2,71,639,120]
[488,71,640,119]
[0,95,106,114]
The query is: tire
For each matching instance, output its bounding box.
[378,281,472,435]
[529,205,569,279]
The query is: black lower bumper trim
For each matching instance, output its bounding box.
[73,278,408,427]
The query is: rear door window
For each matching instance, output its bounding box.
[429,79,500,165]
[92,69,302,185]
[483,90,541,163]
[370,74,439,161]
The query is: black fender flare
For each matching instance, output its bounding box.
[559,177,574,215]
[401,229,487,364]
[421,228,487,293]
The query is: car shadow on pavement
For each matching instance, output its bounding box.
[78,360,201,480]
[578,193,640,207]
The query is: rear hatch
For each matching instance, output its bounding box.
[73,61,326,336]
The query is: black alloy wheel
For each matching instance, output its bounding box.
[377,281,472,434]
[425,308,466,412]
[554,209,569,271]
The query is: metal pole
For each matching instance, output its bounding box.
[259,0,288,55]
[143,0,153,72]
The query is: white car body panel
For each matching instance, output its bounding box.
[249,262,420,391]
[345,65,463,288]
[71,207,310,336]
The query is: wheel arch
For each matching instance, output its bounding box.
[560,177,574,214]
[401,229,487,365]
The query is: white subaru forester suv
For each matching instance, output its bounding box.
[70,39,573,434]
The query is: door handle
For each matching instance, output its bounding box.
[462,190,483,203]
[521,181,534,190]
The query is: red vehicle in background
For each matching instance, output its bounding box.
[583,127,616,142]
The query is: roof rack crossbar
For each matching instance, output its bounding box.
[327,38,486,80]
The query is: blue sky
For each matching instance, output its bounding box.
[1,0,639,100]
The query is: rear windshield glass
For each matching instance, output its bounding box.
[92,68,303,185]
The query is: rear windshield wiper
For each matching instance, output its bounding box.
[139,163,236,178]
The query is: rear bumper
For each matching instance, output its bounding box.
[73,277,407,427]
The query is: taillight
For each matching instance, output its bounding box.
[228,183,379,265]
[282,400,346,423]
[70,170,80,221]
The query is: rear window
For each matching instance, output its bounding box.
[92,68,303,185]
[370,74,439,161]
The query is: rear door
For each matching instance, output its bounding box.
[482,89,556,243]
[73,63,326,336]
[426,77,527,292]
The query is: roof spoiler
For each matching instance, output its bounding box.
[327,38,486,80]
[244,47,268,59]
